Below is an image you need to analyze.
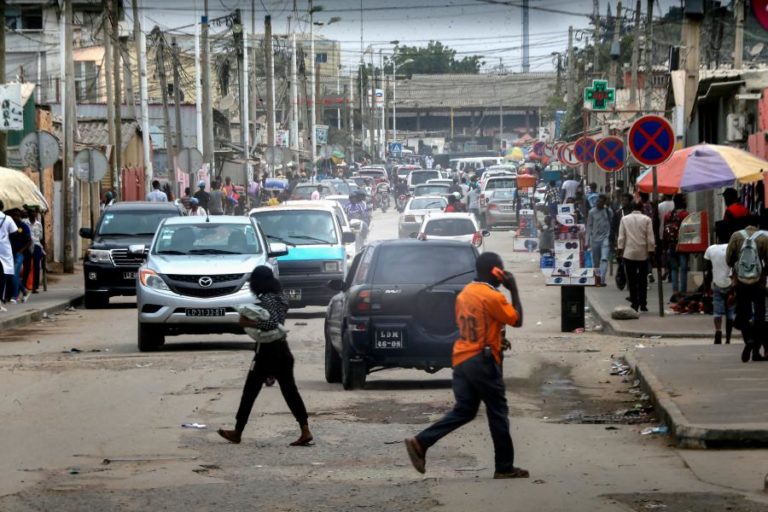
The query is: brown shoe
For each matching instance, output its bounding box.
[404,437,426,474]
[494,467,530,479]
[217,428,242,444]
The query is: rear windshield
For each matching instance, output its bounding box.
[293,185,330,199]
[415,185,449,196]
[372,245,476,285]
[486,178,517,190]
[410,171,440,185]
[252,209,338,245]
[98,211,178,236]
[327,181,352,195]
[424,219,476,236]
[359,170,386,179]
[409,197,447,210]
[153,223,261,255]
[492,189,517,200]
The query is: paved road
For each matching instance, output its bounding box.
[2,209,768,511]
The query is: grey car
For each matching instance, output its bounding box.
[134,216,288,351]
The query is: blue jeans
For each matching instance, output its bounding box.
[415,353,515,473]
[11,252,24,299]
[591,238,610,283]
[668,248,688,294]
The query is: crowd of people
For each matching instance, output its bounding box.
[0,202,45,313]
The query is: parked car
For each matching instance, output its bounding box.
[290,183,336,200]
[250,204,356,307]
[134,216,288,351]
[79,201,186,309]
[324,239,479,389]
[398,195,448,238]
[413,183,451,197]
[415,212,489,252]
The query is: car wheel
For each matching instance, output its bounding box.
[84,291,108,309]
[341,332,366,390]
[324,323,342,384]
[138,322,165,352]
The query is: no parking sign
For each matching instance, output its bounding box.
[628,115,674,166]
[594,137,625,172]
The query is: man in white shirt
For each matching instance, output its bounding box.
[618,202,655,312]
[561,175,580,202]
[0,201,19,311]
[188,198,207,217]
[657,194,675,239]
[146,180,168,202]
[704,232,734,345]
[310,185,323,201]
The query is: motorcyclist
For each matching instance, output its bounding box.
[395,178,408,197]
[345,191,370,240]
[449,179,464,199]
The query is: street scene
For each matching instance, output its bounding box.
[2,0,768,511]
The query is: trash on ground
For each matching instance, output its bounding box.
[310,462,325,466]
[605,426,619,430]
[536,321,542,326]
[532,479,546,484]
[635,344,646,349]
[63,348,82,353]
[649,335,662,339]
[68,467,80,475]
[295,322,308,326]
[592,325,603,331]
[640,425,669,435]
[135,363,153,368]
[610,359,631,376]
[181,423,207,429]
[611,306,639,320]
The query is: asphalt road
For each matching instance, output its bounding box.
[1,208,768,511]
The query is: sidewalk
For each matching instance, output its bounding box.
[1,267,84,331]
[628,344,768,448]
[586,275,713,338]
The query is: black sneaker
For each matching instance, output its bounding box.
[639,305,648,312]
[714,331,722,345]
[742,343,752,363]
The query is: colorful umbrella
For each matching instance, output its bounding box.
[0,167,49,211]
[636,144,768,194]
[504,147,525,162]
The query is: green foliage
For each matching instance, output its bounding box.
[391,41,482,75]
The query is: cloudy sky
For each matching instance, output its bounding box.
[136,0,681,72]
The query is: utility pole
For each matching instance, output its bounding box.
[105,12,117,196]
[201,0,215,175]
[522,0,530,72]
[609,2,623,88]
[643,0,653,110]
[63,1,75,273]
[592,0,600,74]
[369,52,375,160]
[172,38,184,158]
[155,31,176,192]
[195,6,203,152]
[336,66,342,129]
[112,0,122,198]
[290,31,299,162]
[629,0,641,106]
[234,9,248,187]
[349,72,354,162]
[242,16,250,183]
[682,9,701,128]
[265,15,276,147]
[133,0,153,191]
[379,49,385,159]
[734,0,744,68]
[309,1,317,174]
[0,0,6,167]
[567,26,575,106]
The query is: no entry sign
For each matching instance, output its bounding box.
[594,136,625,172]
[574,137,596,164]
[628,115,674,166]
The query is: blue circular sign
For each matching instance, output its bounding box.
[574,137,596,163]
[628,115,674,166]
[595,136,625,172]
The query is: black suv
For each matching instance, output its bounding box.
[324,239,479,389]
[79,202,185,308]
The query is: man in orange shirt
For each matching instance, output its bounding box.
[405,252,527,479]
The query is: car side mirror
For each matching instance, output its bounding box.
[342,231,357,245]
[327,278,345,291]
[268,242,289,257]
[349,219,363,230]
[79,227,94,239]
[128,244,146,258]
[482,230,491,237]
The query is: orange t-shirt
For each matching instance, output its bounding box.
[452,281,519,367]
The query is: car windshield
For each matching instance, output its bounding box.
[411,171,440,185]
[486,178,517,189]
[415,185,449,196]
[352,177,373,188]
[326,181,351,195]
[153,223,262,255]
[98,211,178,236]
[372,245,475,285]
[293,185,330,199]
[252,210,338,245]
[409,197,447,210]
[424,219,476,236]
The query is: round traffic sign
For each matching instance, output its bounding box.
[574,137,597,163]
[74,148,109,182]
[628,115,675,166]
[753,0,768,31]
[594,136,625,172]
[560,142,580,167]
[177,147,203,175]
[19,130,60,170]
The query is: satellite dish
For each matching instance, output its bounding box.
[750,43,764,57]
[219,94,236,111]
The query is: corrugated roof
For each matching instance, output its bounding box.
[394,73,556,110]
[53,119,141,152]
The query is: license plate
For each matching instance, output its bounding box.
[285,289,302,301]
[375,329,404,349]
[185,308,226,317]
[123,272,136,280]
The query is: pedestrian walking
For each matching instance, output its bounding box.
[193,180,210,210]
[222,176,236,214]
[586,182,599,210]
[726,216,768,362]
[208,180,225,215]
[22,207,44,294]
[7,209,31,303]
[721,187,748,233]
[404,252,528,479]
[617,202,655,312]
[218,266,313,446]
[188,198,207,216]
[544,180,559,218]
[145,180,168,202]
[101,191,116,211]
[0,201,18,311]
[704,231,736,345]
[663,194,689,301]
[610,193,633,255]
[467,183,481,224]
[561,174,579,203]
[310,184,323,201]
[538,215,554,256]
[586,194,612,286]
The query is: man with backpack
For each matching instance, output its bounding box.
[726,216,768,362]
[663,195,689,301]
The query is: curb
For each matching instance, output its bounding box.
[586,293,711,339]
[626,352,768,449]
[1,294,85,331]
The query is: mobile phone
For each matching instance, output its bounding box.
[492,267,506,280]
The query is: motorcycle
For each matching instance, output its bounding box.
[375,183,391,213]
[396,193,409,213]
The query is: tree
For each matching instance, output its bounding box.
[390,41,482,75]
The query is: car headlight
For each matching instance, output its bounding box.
[323,261,341,273]
[87,249,112,264]
[139,269,170,291]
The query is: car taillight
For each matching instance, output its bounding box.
[472,232,483,247]
[404,215,416,222]
[353,289,372,313]
[488,203,498,210]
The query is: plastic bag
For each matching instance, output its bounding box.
[615,260,627,290]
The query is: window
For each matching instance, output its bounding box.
[75,61,99,102]
[315,53,328,64]
[5,8,43,31]
[352,247,374,285]
[251,210,338,245]
[98,211,178,237]
[372,245,475,285]
[154,223,262,255]
[486,178,516,190]
[424,219,476,237]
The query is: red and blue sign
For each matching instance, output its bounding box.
[533,141,546,156]
[628,115,675,166]
[574,136,596,164]
[594,136,625,173]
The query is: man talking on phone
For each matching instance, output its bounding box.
[404,251,528,479]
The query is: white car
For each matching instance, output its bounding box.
[479,175,518,215]
[398,195,447,238]
[426,178,454,187]
[415,212,490,252]
[480,168,516,189]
